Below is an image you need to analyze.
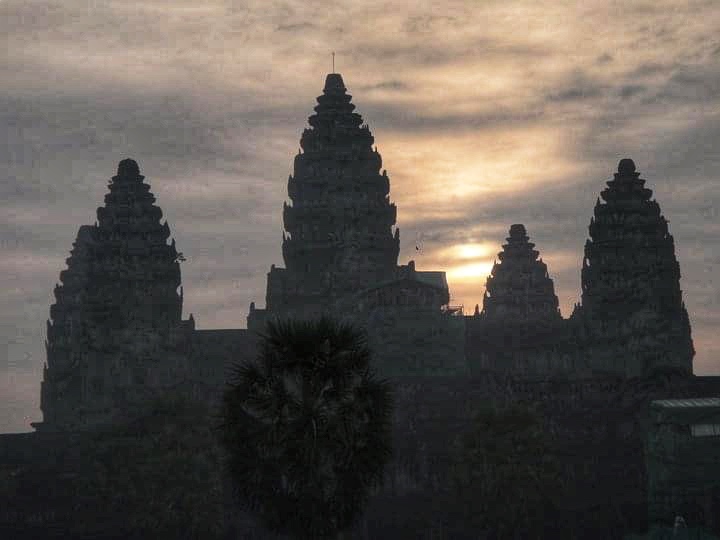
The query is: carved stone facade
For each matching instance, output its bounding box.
[250,73,400,322]
[481,224,562,323]
[9,375,720,538]
[466,160,695,378]
[33,75,697,430]
[33,160,196,432]
[573,158,694,376]
[466,224,572,376]
[247,73,460,377]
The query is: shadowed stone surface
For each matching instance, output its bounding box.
[4,374,720,539]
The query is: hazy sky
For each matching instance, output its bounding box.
[2,0,719,432]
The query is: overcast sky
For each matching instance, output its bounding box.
[2,0,719,432]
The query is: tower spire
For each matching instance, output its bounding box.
[281,72,398,283]
[580,159,693,375]
[332,51,335,73]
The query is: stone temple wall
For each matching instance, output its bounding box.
[3,374,720,538]
[647,399,720,531]
[188,328,258,407]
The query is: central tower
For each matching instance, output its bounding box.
[252,73,401,323]
[283,73,399,287]
[247,74,462,376]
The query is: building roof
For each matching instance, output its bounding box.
[651,397,720,409]
[414,271,448,291]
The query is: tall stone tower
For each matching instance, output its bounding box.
[249,73,402,326]
[248,74,463,376]
[576,158,694,376]
[481,224,562,322]
[34,159,195,431]
[467,224,571,375]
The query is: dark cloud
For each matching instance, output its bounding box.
[631,62,670,77]
[340,43,456,67]
[339,36,550,71]
[360,102,545,134]
[402,14,458,34]
[360,80,410,92]
[545,71,605,102]
[405,175,598,257]
[656,64,720,102]
[276,22,315,32]
[617,84,647,99]
[547,86,603,102]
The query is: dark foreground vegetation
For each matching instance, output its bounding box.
[219,316,394,539]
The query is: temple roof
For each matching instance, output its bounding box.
[508,224,529,241]
[323,73,347,94]
[481,224,560,322]
[353,275,449,296]
[281,73,398,278]
[599,157,652,202]
[415,271,449,291]
[498,223,539,262]
[612,157,642,183]
[53,159,183,327]
[116,158,142,179]
[617,158,636,176]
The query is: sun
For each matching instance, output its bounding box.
[454,243,492,260]
[446,261,494,282]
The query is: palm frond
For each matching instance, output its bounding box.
[218,314,395,539]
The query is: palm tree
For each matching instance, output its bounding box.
[218,315,395,540]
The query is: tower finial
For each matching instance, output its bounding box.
[332,51,335,73]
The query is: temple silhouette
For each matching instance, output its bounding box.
[3,72,718,539]
[33,73,694,432]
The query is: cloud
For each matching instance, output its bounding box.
[402,14,459,34]
[359,80,410,92]
[656,64,720,102]
[546,71,605,102]
[276,22,315,32]
[617,84,647,99]
[631,62,670,77]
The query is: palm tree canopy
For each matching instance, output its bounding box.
[219,315,394,540]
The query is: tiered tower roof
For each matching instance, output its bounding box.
[92,158,182,327]
[579,159,694,374]
[39,159,187,430]
[582,159,681,317]
[279,73,400,299]
[481,224,561,323]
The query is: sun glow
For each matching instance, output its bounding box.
[446,261,494,282]
[450,243,493,260]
